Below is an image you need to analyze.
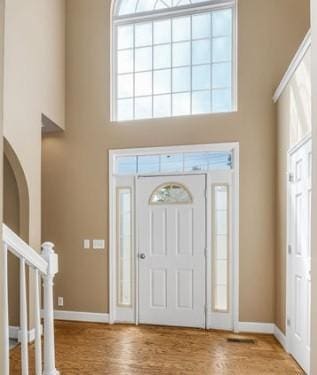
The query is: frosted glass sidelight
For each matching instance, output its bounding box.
[213,185,229,312]
[117,188,132,307]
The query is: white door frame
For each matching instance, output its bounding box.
[109,142,240,331]
[286,133,312,356]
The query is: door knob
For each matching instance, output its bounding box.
[139,253,146,259]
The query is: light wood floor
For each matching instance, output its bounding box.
[10,321,303,374]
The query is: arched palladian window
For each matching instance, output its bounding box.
[112,0,236,121]
[150,183,193,204]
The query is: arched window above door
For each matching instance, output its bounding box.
[116,0,214,16]
[150,183,193,204]
[112,0,236,121]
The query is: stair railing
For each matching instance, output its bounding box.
[1,224,59,375]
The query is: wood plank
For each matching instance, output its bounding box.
[10,321,304,374]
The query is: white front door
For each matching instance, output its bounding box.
[137,175,206,328]
[289,138,312,373]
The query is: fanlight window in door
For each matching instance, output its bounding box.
[150,183,192,204]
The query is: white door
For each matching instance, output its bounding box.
[137,175,206,328]
[288,138,312,373]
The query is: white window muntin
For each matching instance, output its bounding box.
[112,1,236,121]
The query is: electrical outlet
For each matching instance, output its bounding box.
[58,297,64,307]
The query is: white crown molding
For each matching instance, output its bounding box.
[42,310,110,323]
[273,29,311,103]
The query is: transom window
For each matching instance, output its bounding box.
[112,0,236,121]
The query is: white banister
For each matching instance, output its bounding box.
[3,243,9,375]
[20,258,29,375]
[3,224,47,274]
[34,269,42,375]
[42,242,59,375]
[2,224,59,375]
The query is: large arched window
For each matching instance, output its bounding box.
[112,0,236,121]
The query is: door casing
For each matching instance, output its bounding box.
[286,134,312,373]
[109,143,240,332]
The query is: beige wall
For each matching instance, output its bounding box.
[276,48,312,333]
[3,0,65,326]
[311,0,317,373]
[42,0,310,321]
[4,156,20,327]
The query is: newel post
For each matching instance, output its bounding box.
[41,242,59,375]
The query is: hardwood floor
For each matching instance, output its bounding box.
[10,321,303,374]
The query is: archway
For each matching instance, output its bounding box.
[3,137,30,329]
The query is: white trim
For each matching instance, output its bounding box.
[3,224,48,275]
[274,325,287,351]
[288,132,312,156]
[273,30,311,103]
[238,322,275,334]
[9,326,41,343]
[45,310,110,323]
[109,142,240,331]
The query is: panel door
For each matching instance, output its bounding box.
[289,139,312,373]
[137,175,206,328]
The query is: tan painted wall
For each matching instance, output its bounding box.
[42,0,310,321]
[276,48,312,333]
[4,156,20,327]
[310,0,317,373]
[3,0,65,326]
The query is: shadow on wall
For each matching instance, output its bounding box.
[3,138,30,327]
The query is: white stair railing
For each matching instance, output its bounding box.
[1,224,59,375]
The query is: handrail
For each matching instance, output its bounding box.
[3,224,48,275]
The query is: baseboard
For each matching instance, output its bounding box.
[238,322,275,334]
[274,325,287,351]
[44,310,110,323]
[9,325,42,343]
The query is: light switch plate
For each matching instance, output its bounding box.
[83,239,90,249]
[58,297,64,307]
[93,239,105,250]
